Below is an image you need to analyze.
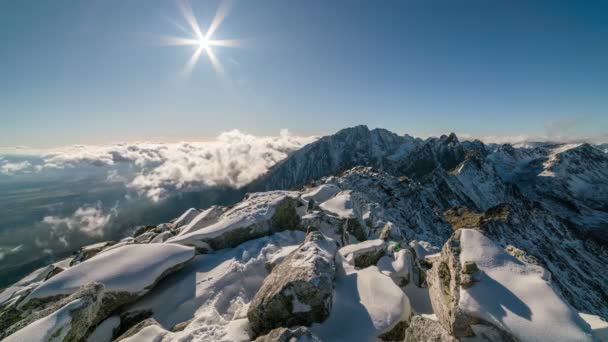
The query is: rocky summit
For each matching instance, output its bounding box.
[1,126,607,341]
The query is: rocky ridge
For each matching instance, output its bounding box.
[1,126,607,341]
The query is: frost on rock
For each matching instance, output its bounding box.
[169,191,303,250]
[247,230,337,337]
[21,244,195,316]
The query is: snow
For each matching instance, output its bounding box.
[150,231,173,243]
[409,240,441,260]
[4,298,85,342]
[169,191,296,247]
[339,239,385,265]
[173,208,201,228]
[301,184,340,204]
[82,241,111,251]
[120,324,168,342]
[579,313,608,342]
[311,257,411,340]
[22,244,195,304]
[87,316,120,342]
[458,229,594,342]
[0,264,58,307]
[319,191,356,219]
[177,206,223,236]
[125,231,306,340]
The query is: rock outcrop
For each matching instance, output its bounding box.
[427,229,477,337]
[247,230,337,337]
[169,192,304,251]
[403,316,458,342]
[2,283,104,341]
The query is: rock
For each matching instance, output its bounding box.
[169,192,304,250]
[247,230,337,337]
[379,222,404,241]
[149,231,173,243]
[115,318,165,341]
[19,244,194,327]
[2,283,104,341]
[172,208,201,228]
[379,320,408,341]
[377,248,415,287]
[462,261,478,274]
[403,316,458,342]
[177,205,225,236]
[71,241,114,266]
[504,245,540,265]
[426,230,478,337]
[338,239,386,269]
[254,326,321,342]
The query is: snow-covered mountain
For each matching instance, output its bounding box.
[1,126,607,341]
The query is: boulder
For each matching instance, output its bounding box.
[247,230,337,337]
[403,316,458,342]
[172,208,201,228]
[169,192,303,250]
[115,318,167,341]
[255,326,321,342]
[428,229,595,341]
[338,239,386,269]
[2,283,104,341]
[19,244,195,326]
[70,241,114,266]
[426,229,478,337]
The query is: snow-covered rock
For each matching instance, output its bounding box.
[177,205,225,236]
[169,192,303,250]
[247,230,337,337]
[71,241,114,265]
[301,183,340,205]
[428,229,595,341]
[172,208,200,228]
[338,239,386,269]
[21,244,195,314]
[3,283,104,342]
[311,263,411,341]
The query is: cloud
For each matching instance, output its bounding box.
[0,160,32,175]
[25,129,315,201]
[42,204,116,237]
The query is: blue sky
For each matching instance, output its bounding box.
[1,0,607,147]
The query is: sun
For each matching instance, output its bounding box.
[160,0,242,79]
[198,38,209,50]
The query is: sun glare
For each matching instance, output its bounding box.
[161,0,241,79]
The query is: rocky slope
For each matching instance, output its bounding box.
[1,126,607,341]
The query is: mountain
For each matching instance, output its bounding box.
[1,126,607,341]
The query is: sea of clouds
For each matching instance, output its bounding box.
[1,129,316,201]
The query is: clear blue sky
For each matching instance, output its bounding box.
[1,0,607,147]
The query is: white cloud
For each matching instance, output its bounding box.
[34,129,315,201]
[0,160,32,175]
[42,204,116,237]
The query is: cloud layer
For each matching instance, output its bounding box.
[3,130,315,201]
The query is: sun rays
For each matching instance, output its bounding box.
[162,0,241,79]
